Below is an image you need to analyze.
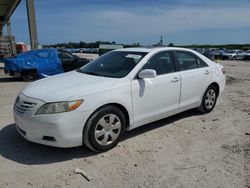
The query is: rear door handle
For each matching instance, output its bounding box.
[171,77,180,83]
[204,70,210,75]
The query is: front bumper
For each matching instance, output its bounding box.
[14,94,92,148]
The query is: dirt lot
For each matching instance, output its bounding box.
[0,60,249,188]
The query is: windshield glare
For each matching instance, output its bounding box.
[79,51,147,78]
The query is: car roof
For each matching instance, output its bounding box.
[115,48,152,53]
[116,47,216,67]
[115,47,194,53]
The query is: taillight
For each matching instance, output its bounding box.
[221,68,225,74]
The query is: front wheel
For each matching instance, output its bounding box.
[83,105,126,152]
[21,70,38,81]
[198,85,218,113]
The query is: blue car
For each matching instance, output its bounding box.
[4,48,90,81]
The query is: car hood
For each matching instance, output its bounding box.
[22,71,119,102]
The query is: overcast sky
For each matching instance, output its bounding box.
[4,0,250,45]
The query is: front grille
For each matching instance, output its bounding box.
[13,94,43,116]
[14,100,37,115]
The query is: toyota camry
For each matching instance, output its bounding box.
[14,47,225,152]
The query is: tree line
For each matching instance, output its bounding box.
[45,41,141,49]
[45,41,250,50]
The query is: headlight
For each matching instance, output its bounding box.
[35,100,83,115]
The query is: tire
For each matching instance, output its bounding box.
[198,85,218,113]
[21,70,38,81]
[83,105,126,152]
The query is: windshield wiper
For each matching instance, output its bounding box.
[76,69,114,77]
[81,71,102,76]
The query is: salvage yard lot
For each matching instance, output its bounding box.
[0,60,249,188]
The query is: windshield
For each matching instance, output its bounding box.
[78,51,147,78]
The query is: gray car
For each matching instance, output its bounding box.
[222,50,246,60]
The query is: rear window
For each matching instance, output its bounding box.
[175,51,208,71]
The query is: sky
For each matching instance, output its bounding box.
[3,0,250,45]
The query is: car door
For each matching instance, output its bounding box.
[131,51,181,125]
[174,51,212,108]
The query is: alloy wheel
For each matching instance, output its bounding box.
[205,89,216,110]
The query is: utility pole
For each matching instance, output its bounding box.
[26,0,38,49]
[6,20,16,55]
[159,36,163,47]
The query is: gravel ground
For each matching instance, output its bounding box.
[0,60,249,188]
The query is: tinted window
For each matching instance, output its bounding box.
[197,58,208,68]
[79,51,147,78]
[175,51,199,71]
[142,51,175,75]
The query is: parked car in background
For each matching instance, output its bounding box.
[192,48,205,55]
[221,50,246,60]
[235,50,246,60]
[58,49,90,72]
[244,50,250,60]
[211,49,224,59]
[4,48,90,81]
[13,47,225,152]
[203,50,215,61]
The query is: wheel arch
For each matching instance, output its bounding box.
[82,102,131,150]
[21,68,39,81]
[85,103,131,131]
[108,103,130,130]
[21,68,39,77]
[208,82,220,97]
[21,68,38,73]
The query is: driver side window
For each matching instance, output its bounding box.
[142,51,175,75]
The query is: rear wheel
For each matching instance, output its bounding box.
[21,70,38,81]
[83,105,126,152]
[198,85,218,113]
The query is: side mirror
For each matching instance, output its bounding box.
[138,69,157,79]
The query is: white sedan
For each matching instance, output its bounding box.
[14,47,225,152]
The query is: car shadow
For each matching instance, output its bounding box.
[0,124,96,165]
[0,77,24,83]
[0,109,203,165]
[0,67,24,82]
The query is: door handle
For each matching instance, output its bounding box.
[171,77,180,83]
[204,70,210,75]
